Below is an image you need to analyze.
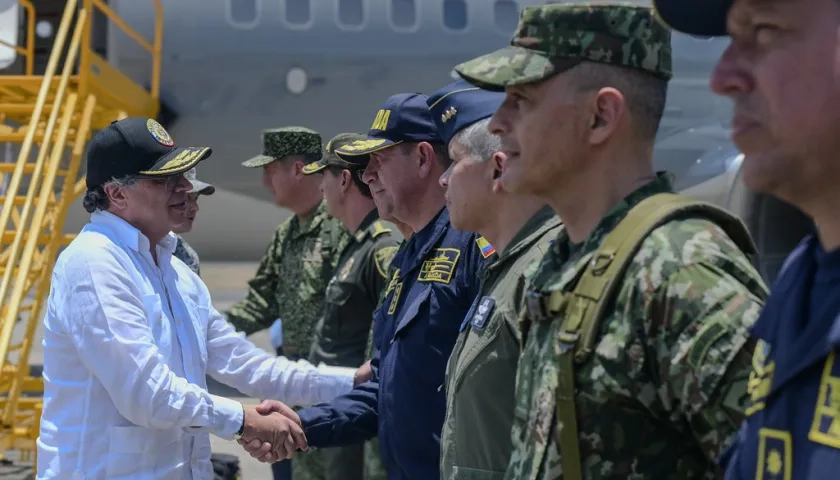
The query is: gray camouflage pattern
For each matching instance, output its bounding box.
[173,235,200,276]
[506,174,769,479]
[242,126,323,168]
[455,2,673,91]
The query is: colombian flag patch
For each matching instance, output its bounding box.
[476,236,496,259]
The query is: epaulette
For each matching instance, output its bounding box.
[357,220,391,242]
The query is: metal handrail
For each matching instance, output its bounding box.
[81,0,163,100]
[0,0,36,75]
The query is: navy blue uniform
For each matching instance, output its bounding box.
[720,234,840,479]
[297,207,485,479]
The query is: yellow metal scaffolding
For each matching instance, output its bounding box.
[0,0,163,462]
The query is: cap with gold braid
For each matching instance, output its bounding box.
[85,117,212,189]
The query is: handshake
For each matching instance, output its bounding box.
[237,400,305,464]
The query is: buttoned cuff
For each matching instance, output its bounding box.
[211,395,244,440]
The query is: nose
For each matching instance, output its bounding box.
[362,163,377,185]
[710,42,753,98]
[438,165,451,189]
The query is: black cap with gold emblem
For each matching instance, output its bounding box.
[85,117,212,189]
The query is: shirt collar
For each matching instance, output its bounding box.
[90,210,179,254]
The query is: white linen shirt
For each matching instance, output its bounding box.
[36,211,354,480]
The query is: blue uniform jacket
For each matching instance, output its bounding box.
[720,234,840,480]
[297,207,485,479]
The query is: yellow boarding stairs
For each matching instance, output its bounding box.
[0,0,163,463]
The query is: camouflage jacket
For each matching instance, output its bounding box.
[309,209,402,368]
[173,235,200,276]
[226,200,351,359]
[442,206,562,480]
[507,173,769,480]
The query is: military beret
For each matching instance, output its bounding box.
[427,79,505,145]
[455,2,673,92]
[334,93,441,160]
[302,132,369,175]
[241,126,322,168]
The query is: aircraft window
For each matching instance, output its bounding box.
[285,0,311,26]
[443,0,468,31]
[390,0,417,29]
[227,0,259,27]
[338,0,365,27]
[494,0,519,34]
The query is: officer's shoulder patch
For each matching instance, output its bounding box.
[808,351,840,448]
[471,296,495,329]
[370,220,392,238]
[756,428,792,480]
[418,248,461,284]
[374,245,399,279]
[475,236,496,259]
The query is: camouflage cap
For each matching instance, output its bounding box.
[454,3,673,92]
[184,167,215,195]
[241,126,323,168]
[302,132,369,175]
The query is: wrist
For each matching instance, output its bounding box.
[234,404,245,439]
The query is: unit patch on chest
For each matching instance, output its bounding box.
[418,248,461,284]
[747,339,775,416]
[471,296,495,329]
[808,350,840,448]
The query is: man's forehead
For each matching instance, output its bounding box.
[730,0,800,17]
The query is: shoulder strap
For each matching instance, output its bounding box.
[553,192,756,480]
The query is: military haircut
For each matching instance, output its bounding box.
[450,118,501,163]
[325,164,372,198]
[566,61,668,141]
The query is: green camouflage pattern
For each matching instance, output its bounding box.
[441,207,562,480]
[303,132,369,175]
[455,2,673,92]
[173,235,201,276]
[242,126,323,168]
[183,167,215,195]
[225,200,351,360]
[506,174,769,479]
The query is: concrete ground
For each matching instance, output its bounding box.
[1,262,279,479]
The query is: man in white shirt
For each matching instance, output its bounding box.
[36,117,355,480]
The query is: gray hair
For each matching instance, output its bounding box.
[82,174,139,213]
[450,118,501,162]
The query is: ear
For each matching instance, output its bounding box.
[340,169,353,193]
[490,151,506,194]
[588,87,625,146]
[416,142,437,179]
[103,182,130,211]
[292,160,307,178]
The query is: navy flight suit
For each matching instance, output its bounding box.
[721,234,840,479]
[296,207,486,479]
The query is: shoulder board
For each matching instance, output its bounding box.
[370,220,392,238]
[475,236,496,259]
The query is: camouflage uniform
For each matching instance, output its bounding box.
[455,4,769,479]
[173,236,201,276]
[226,127,351,480]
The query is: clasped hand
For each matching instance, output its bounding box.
[238,401,306,463]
